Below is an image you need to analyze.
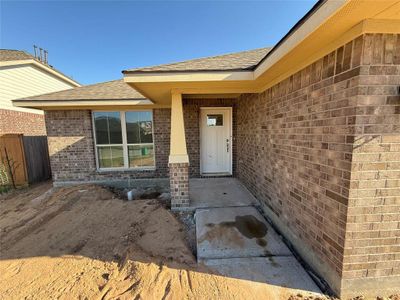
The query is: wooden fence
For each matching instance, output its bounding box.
[0,134,51,187]
[23,136,51,184]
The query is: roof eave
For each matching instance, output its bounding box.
[122,67,255,74]
[121,0,347,84]
[124,70,254,83]
[12,98,154,109]
[253,0,346,78]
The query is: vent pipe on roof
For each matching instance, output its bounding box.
[33,45,38,59]
[44,50,48,64]
[33,45,49,65]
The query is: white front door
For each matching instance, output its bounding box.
[200,107,232,174]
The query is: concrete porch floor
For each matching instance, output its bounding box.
[191,178,322,296]
[189,177,257,209]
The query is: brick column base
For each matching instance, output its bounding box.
[169,162,189,209]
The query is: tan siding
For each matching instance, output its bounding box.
[0,64,76,114]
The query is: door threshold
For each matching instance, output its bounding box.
[200,172,232,178]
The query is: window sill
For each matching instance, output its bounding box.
[96,167,156,173]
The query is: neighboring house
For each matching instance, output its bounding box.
[13,1,400,298]
[0,49,80,135]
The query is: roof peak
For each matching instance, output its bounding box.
[0,49,80,86]
[123,46,272,74]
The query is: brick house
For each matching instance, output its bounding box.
[13,0,400,298]
[0,49,80,136]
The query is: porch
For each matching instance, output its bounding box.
[189,177,256,209]
[191,177,322,294]
[169,94,239,209]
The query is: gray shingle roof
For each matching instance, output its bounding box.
[0,49,34,61]
[14,79,146,101]
[14,47,273,103]
[124,47,272,73]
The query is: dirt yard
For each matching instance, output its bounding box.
[0,183,396,300]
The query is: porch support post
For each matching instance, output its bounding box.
[169,92,189,209]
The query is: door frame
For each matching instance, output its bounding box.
[199,107,233,175]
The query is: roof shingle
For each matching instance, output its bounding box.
[0,49,34,62]
[124,47,272,73]
[14,79,146,101]
[14,47,272,102]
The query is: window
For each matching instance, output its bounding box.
[125,111,154,168]
[207,114,223,126]
[93,111,155,169]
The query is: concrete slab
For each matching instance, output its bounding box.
[189,178,256,209]
[196,206,292,259]
[203,257,321,294]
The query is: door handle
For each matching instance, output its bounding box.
[226,139,229,153]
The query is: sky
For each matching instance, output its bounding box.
[1,0,317,85]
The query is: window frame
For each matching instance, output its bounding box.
[92,109,156,171]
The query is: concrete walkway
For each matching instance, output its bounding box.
[193,178,322,295]
[196,206,292,259]
[189,178,257,209]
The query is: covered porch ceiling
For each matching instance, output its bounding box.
[123,0,400,105]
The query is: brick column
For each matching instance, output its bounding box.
[169,162,189,209]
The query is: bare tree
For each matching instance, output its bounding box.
[1,147,20,189]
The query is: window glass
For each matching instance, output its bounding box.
[93,111,154,169]
[126,111,153,144]
[94,112,109,144]
[128,145,155,167]
[125,112,140,144]
[207,114,223,126]
[94,112,122,144]
[138,111,153,143]
[97,146,124,168]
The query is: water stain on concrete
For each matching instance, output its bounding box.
[201,215,268,246]
[256,238,267,247]
[230,215,267,239]
[199,223,245,247]
[268,257,281,268]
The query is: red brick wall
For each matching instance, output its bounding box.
[45,109,171,183]
[183,98,237,177]
[0,109,46,136]
[236,34,400,297]
[169,162,189,208]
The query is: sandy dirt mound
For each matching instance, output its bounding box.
[0,183,322,300]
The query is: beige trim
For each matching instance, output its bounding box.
[184,93,240,99]
[361,18,400,33]
[255,18,400,92]
[253,0,347,78]
[168,154,189,164]
[23,105,170,110]
[124,71,253,83]
[169,92,188,163]
[123,18,400,105]
[172,87,255,94]
[121,1,400,105]
[13,99,153,108]
[0,59,81,87]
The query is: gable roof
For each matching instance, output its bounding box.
[13,79,146,102]
[124,47,272,73]
[0,49,34,61]
[123,0,326,75]
[0,49,81,87]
